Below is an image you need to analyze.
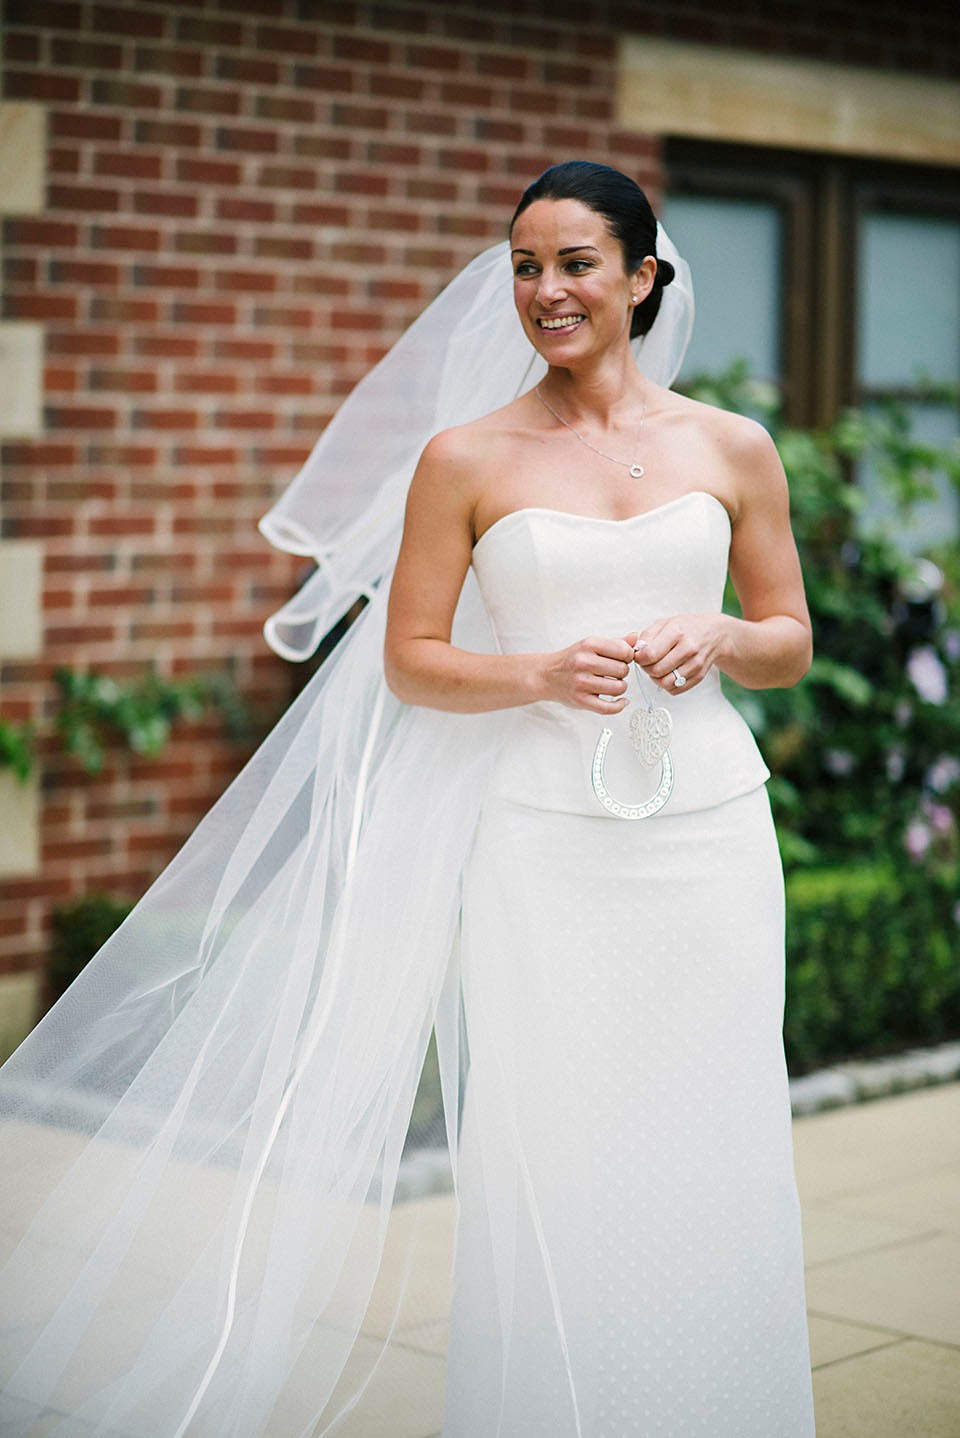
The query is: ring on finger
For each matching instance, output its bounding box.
[672,668,687,688]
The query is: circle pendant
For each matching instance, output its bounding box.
[629,464,645,479]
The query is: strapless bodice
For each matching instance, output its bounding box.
[470,490,770,817]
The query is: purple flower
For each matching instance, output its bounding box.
[926,803,954,836]
[926,756,960,793]
[825,749,855,776]
[906,647,948,706]
[886,748,906,782]
[904,819,932,860]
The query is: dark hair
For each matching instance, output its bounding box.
[509,160,675,340]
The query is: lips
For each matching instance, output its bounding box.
[537,314,585,331]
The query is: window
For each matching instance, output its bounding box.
[663,140,960,545]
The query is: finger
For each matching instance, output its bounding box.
[588,635,639,664]
[581,693,630,714]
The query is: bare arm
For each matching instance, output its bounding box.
[384,429,637,714]
[636,420,812,693]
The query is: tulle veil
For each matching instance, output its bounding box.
[0,232,693,1436]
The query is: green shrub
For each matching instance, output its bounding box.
[49,893,134,996]
[785,864,960,1072]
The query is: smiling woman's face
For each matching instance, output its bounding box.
[510,197,649,364]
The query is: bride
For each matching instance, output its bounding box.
[0,162,815,1436]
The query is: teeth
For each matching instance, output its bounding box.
[540,315,584,330]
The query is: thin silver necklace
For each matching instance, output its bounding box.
[534,382,648,479]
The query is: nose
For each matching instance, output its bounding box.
[536,266,567,306]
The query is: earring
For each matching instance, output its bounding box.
[631,295,637,303]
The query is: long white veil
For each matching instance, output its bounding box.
[0,233,693,1436]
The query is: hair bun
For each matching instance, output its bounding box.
[654,257,675,288]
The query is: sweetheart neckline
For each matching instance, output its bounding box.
[472,490,731,554]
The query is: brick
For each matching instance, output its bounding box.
[89,296,159,322]
[474,116,526,143]
[257,164,317,189]
[476,52,530,80]
[438,146,489,173]
[46,404,116,429]
[4,34,41,63]
[369,70,424,100]
[134,118,202,147]
[175,16,244,45]
[88,584,154,607]
[3,217,78,247]
[255,23,319,55]
[543,60,596,86]
[290,201,350,226]
[88,368,159,394]
[132,189,199,218]
[404,109,456,136]
[440,81,495,108]
[44,365,78,392]
[437,213,493,238]
[1,442,77,466]
[251,306,315,329]
[4,515,74,539]
[405,176,458,202]
[48,182,121,212]
[3,256,38,282]
[173,445,239,465]
[214,338,276,361]
[173,231,237,255]
[509,21,563,50]
[128,618,197,641]
[50,38,124,68]
[133,334,200,358]
[46,330,121,357]
[255,372,313,395]
[326,240,385,266]
[134,45,205,78]
[3,0,82,24]
[131,408,199,430]
[439,12,499,42]
[3,70,81,103]
[366,140,421,166]
[94,149,163,180]
[215,196,276,222]
[52,110,123,141]
[406,43,462,71]
[3,294,77,321]
[215,125,278,154]
[91,223,162,252]
[254,94,315,123]
[175,86,242,116]
[216,267,277,294]
[170,300,237,325]
[366,3,430,34]
[331,102,389,130]
[215,54,282,85]
[86,444,157,466]
[91,5,166,38]
[330,307,383,331]
[334,170,389,196]
[292,134,353,160]
[129,550,195,571]
[368,277,424,301]
[254,443,312,465]
[174,156,240,186]
[332,34,391,64]
[91,79,164,109]
[292,63,354,92]
[133,262,201,288]
[365,206,421,232]
[253,234,313,261]
[509,89,560,116]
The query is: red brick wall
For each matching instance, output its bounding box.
[1,0,957,992]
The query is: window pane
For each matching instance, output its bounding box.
[858,213,960,388]
[663,194,782,383]
[857,402,960,555]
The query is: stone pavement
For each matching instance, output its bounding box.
[796,1080,960,1438]
[5,1082,958,1435]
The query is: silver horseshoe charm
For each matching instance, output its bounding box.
[592,727,674,819]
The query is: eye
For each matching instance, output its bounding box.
[565,259,594,273]
[513,262,539,278]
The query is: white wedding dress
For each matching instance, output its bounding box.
[0,231,815,1434]
[443,491,816,1435]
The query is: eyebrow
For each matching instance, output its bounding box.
[510,244,602,257]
